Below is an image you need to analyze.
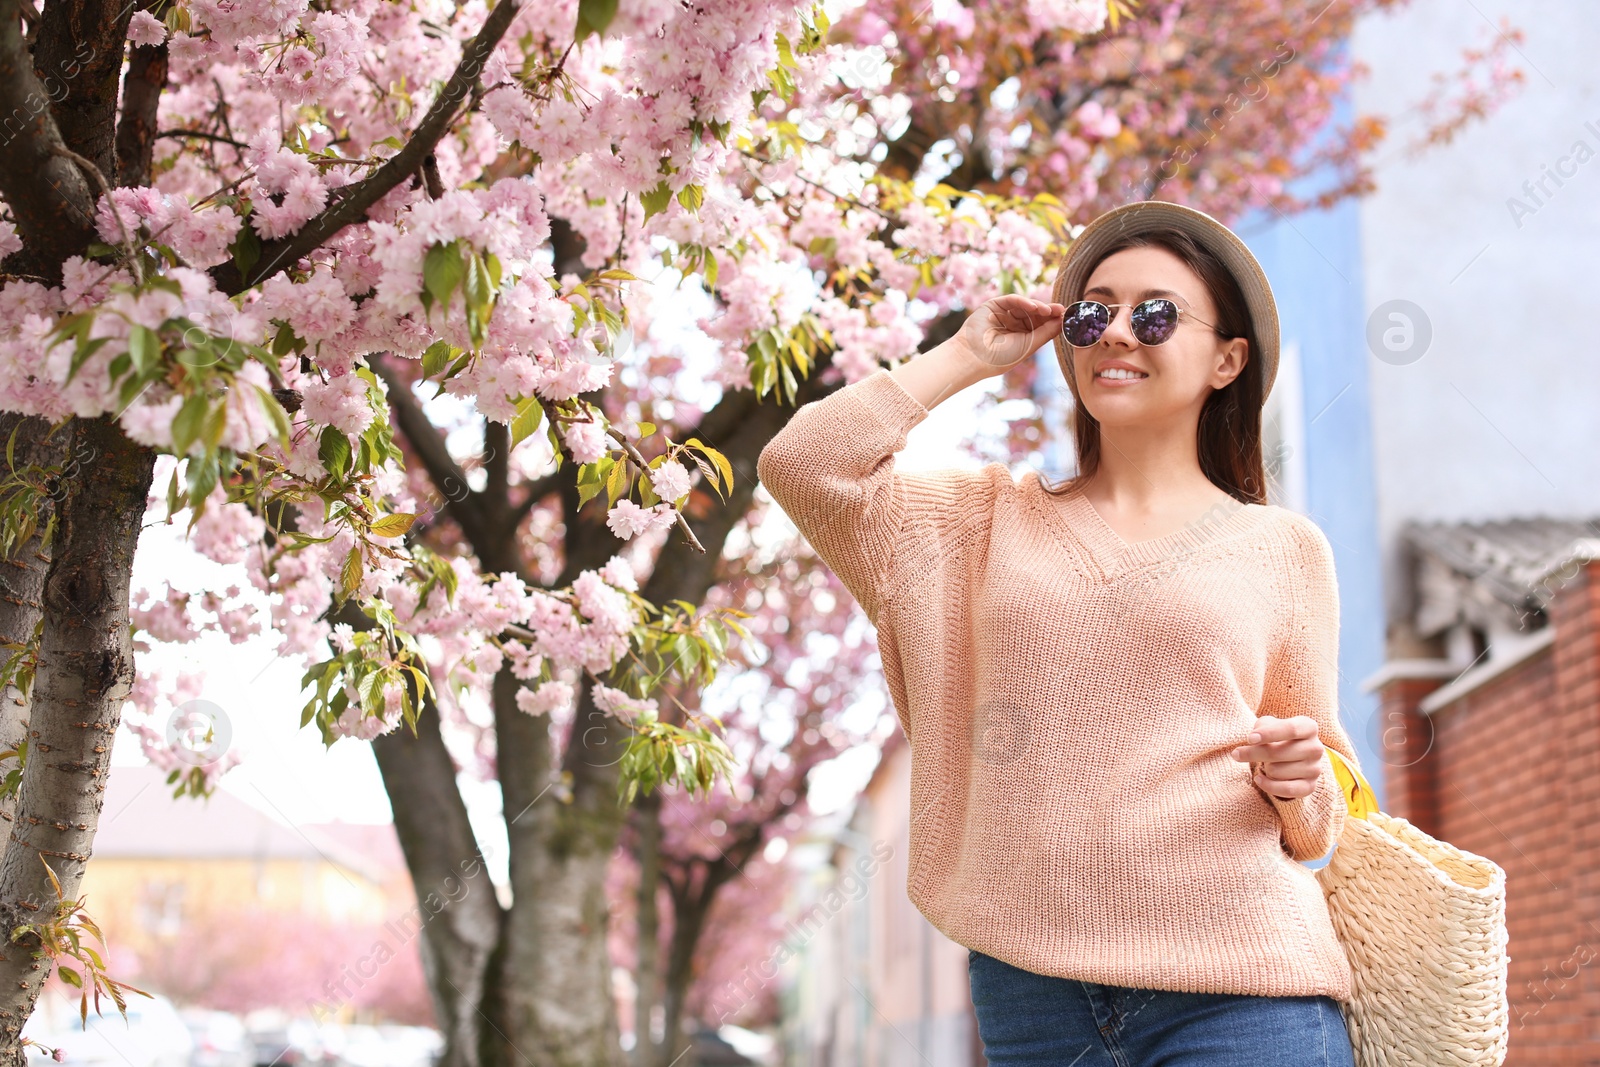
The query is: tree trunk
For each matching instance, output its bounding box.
[370,683,503,1067]
[0,417,154,1060]
[375,352,843,1066]
[0,415,65,830]
[492,664,630,1067]
[659,858,745,1067]
[632,793,662,1067]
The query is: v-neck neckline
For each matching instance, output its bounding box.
[1039,479,1265,574]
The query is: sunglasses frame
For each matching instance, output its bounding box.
[1061,297,1228,349]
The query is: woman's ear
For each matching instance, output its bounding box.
[1212,336,1249,388]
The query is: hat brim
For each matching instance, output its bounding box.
[1049,201,1279,402]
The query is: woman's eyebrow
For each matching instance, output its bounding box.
[1083,285,1191,303]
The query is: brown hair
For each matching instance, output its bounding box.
[1042,228,1268,505]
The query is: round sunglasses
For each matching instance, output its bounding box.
[1061,297,1228,349]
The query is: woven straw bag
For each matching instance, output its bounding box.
[1317,746,1512,1067]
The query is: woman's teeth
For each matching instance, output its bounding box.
[1097,368,1147,380]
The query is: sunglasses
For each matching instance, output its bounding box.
[1061,298,1227,349]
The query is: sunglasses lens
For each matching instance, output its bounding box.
[1063,301,1109,347]
[1130,298,1179,345]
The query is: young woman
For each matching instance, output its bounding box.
[756,200,1364,1066]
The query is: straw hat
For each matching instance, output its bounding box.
[1049,201,1280,401]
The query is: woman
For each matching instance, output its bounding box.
[755,200,1363,1066]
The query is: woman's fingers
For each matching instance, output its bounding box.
[992,296,1066,334]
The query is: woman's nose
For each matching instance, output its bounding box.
[1099,304,1139,347]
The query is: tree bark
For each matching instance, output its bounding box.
[370,680,503,1067]
[657,827,764,1066]
[0,0,97,283]
[0,418,154,1060]
[0,415,66,830]
[631,793,661,1067]
[28,0,135,182]
[114,40,168,189]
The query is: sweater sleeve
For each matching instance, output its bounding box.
[755,367,986,627]
[1256,514,1359,863]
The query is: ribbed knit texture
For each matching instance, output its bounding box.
[756,368,1363,1001]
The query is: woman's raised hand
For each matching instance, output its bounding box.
[887,294,1069,412]
[952,295,1069,375]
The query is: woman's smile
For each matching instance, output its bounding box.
[1094,359,1150,385]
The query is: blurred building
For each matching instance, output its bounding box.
[1344,1,1600,1061]
[82,764,410,970]
[779,731,976,1067]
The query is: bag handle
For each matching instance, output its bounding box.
[1325,745,1382,822]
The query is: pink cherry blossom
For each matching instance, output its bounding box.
[127,10,167,48]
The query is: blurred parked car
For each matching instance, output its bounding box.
[328,1024,441,1067]
[249,1017,334,1066]
[181,1008,253,1067]
[21,989,193,1067]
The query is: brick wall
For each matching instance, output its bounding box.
[1372,561,1600,1066]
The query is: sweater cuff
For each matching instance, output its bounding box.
[1260,750,1345,861]
[845,368,931,434]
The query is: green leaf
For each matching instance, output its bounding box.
[464,251,491,309]
[576,0,618,39]
[231,224,261,280]
[676,184,704,212]
[272,322,298,357]
[640,181,673,220]
[170,394,209,456]
[127,325,160,376]
[422,339,455,378]
[687,438,733,495]
[370,513,416,538]
[186,453,219,503]
[339,546,362,600]
[575,455,611,508]
[510,396,544,448]
[604,456,630,508]
[422,241,464,315]
[200,393,228,448]
[318,426,351,480]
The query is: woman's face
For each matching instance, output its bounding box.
[1069,246,1249,430]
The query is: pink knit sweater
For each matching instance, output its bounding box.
[756,368,1362,1001]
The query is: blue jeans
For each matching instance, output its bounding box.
[968,949,1356,1067]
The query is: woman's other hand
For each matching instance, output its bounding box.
[1230,714,1324,800]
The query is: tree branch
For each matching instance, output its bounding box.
[116,41,169,189]
[0,0,97,282]
[209,0,525,295]
[367,356,492,557]
[509,471,561,526]
[154,129,248,150]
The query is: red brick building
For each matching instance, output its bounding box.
[1363,517,1600,1065]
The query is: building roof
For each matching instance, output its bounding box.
[93,765,394,883]
[1402,515,1600,637]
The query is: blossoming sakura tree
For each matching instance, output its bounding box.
[0,0,1520,1061]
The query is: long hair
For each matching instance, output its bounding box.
[1042,228,1268,505]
